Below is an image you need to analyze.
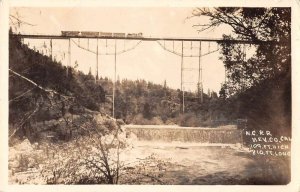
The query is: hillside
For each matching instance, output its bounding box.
[9,34,109,142]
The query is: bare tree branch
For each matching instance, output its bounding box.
[9,14,36,27]
[9,68,73,99]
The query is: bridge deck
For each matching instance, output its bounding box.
[12,34,271,44]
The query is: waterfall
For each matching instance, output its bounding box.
[124,125,242,144]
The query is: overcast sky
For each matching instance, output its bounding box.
[10,7,230,93]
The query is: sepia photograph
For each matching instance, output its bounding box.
[1,0,299,191]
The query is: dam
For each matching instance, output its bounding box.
[124,125,243,144]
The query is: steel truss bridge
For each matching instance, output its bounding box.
[12,33,271,118]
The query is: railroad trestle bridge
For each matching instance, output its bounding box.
[12,32,271,117]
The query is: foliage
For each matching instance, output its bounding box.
[42,134,124,184]
[38,131,169,184]
[100,78,230,126]
[192,7,290,94]
[191,8,291,136]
